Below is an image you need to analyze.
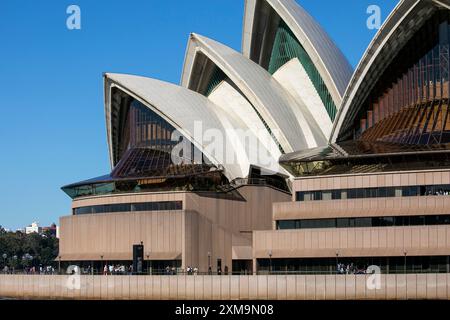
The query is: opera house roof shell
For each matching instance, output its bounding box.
[64,0,450,197]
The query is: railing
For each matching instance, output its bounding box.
[3,269,449,276]
[1,273,450,300]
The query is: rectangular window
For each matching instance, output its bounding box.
[341,190,347,199]
[381,216,394,226]
[355,218,371,227]
[74,201,182,215]
[386,187,395,197]
[418,186,425,195]
[347,189,357,199]
[313,191,322,201]
[410,186,419,196]
[332,190,341,200]
[322,191,332,200]
[277,220,296,229]
[296,192,305,201]
[355,188,364,198]
[275,215,450,230]
[303,192,313,201]
[337,218,349,228]
[402,186,410,197]
[410,215,425,225]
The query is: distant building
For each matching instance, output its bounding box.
[24,222,58,237]
[41,223,58,237]
[25,222,41,235]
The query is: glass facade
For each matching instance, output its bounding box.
[118,99,207,161]
[280,140,450,177]
[296,184,450,202]
[62,170,227,199]
[350,13,450,144]
[257,256,450,274]
[268,19,337,121]
[204,66,226,96]
[111,88,213,167]
[276,214,450,230]
[63,89,235,199]
[73,201,183,215]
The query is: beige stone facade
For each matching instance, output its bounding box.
[59,185,290,273]
[253,169,450,271]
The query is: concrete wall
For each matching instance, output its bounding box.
[59,210,184,261]
[253,225,450,258]
[184,187,290,271]
[266,169,450,260]
[291,169,450,199]
[59,186,291,272]
[274,196,450,220]
[0,274,449,300]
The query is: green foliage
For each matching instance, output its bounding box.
[0,225,59,269]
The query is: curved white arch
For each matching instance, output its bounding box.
[208,81,286,175]
[331,0,442,142]
[242,0,353,107]
[181,33,327,153]
[272,58,333,138]
[104,73,285,179]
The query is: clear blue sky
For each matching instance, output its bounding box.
[0,0,398,230]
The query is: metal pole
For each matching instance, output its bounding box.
[404,251,407,274]
[268,250,272,274]
[207,252,211,274]
[336,252,339,274]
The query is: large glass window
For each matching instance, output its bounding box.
[276,214,450,230]
[296,184,450,202]
[348,13,450,145]
[267,19,337,121]
[73,201,183,215]
[257,256,450,274]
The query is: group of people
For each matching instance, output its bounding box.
[103,264,133,275]
[1,265,56,275]
[185,266,199,275]
[184,266,229,275]
[76,264,232,275]
[336,263,367,275]
[427,189,450,196]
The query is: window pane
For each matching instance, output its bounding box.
[322,191,332,200]
[332,190,341,200]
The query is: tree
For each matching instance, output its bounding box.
[0,227,59,270]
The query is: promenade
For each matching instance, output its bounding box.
[1,274,450,300]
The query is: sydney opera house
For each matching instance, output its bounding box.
[59,0,450,275]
